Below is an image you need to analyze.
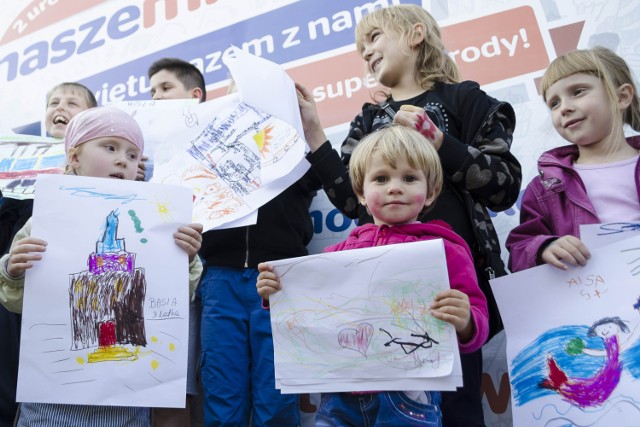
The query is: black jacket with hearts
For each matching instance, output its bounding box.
[312,80,522,338]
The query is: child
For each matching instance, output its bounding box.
[297,4,521,425]
[257,125,489,426]
[146,57,206,427]
[45,82,98,138]
[0,82,97,425]
[0,106,204,426]
[194,86,343,425]
[148,57,206,102]
[506,47,640,272]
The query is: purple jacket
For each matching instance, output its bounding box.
[507,136,640,272]
[325,220,489,353]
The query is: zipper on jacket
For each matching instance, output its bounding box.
[243,228,250,268]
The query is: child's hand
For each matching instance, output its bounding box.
[393,105,443,150]
[295,83,327,152]
[541,235,590,270]
[256,262,281,300]
[430,289,473,343]
[6,237,48,278]
[174,223,203,262]
[136,155,148,181]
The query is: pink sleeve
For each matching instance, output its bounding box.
[443,241,489,353]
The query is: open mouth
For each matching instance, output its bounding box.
[53,115,69,125]
[109,173,125,179]
[370,58,381,73]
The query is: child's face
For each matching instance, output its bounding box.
[68,136,141,181]
[544,73,615,151]
[360,27,418,89]
[360,153,434,226]
[150,70,199,100]
[45,87,91,138]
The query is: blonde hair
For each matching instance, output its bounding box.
[46,82,97,109]
[541,47,640,142]
[350,125,443,206]
[355,4,459,90]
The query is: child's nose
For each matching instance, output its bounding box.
[387,181,403,193]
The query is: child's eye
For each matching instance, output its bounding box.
[374,176,388,183]
[370,30,381,42]
[404,175,417,183]
[547,99,559,109]
[104,145,115,151]
[573,88,586,96]
[128,153,139,160]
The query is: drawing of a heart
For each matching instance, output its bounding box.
[338,323,374,356]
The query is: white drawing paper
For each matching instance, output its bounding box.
[490,235,640,426]
[17,174,193,408]
[581,222,640,249]
[267,239,462,394]
[114,48,309,231]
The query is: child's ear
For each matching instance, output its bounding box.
[617,83,634,110]
[424,191,437,209]
[410,23,426,48]
[67,148,80,170]
[192,87,203,100]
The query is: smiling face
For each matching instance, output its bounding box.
[544,73,618,153]
[45,87,92,138]
[594,322,619,338]
[68,136,141,181]
[149,69,200,100]
[360,152,435,226]
[359,27,419,91]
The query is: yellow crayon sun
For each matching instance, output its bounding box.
[152,196,174,223]
[253,125,273,158]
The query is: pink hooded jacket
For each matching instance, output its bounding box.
[325,220,489,353]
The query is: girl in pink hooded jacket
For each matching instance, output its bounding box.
[257,125,488,427]
[507,47,640,272]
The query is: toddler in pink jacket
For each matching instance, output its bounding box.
[257,125,488,427]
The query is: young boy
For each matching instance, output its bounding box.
[147,57,207,427]
[45,82,98,138]
[149,57,206,102]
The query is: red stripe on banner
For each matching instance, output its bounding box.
[1,0,107,45]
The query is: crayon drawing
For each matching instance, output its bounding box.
[0,135,66,199]
[17,174,192,408]
[268,240,461,393]
[491,235,640,425]
[114,50,308,231]
[69,210,147,362]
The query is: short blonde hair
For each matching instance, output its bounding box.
[350,125,443,205]
[541,47,640,132]
[355,4,459,90]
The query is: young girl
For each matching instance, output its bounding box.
[0,106,204,427]
[506,47,640,272]
[257,125,489,426]
[297,4,521,424]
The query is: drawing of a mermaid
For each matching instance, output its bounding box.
[540,316,640,407]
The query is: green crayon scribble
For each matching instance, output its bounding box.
[128,210,147,243]
[128,210,144,232]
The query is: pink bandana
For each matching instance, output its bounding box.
[64,106,144,153]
